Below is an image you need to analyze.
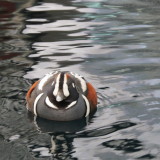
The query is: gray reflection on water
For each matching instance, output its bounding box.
[24,40,110,79]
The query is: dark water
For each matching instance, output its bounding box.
[1,0,160,159]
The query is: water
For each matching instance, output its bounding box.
[1,0,160,159]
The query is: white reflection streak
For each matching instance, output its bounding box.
[29,41,108,58]
[23,20,106,34]
[26,3,76,11]
[111,24,152,30]
[26,19,48,22]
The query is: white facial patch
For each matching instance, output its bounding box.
[65,101,77,109]
[63,74,70,97]
[45,96,58,109]
[70,72,87,92]
[34,93,44,115]
[82,95,90,117]
[53,73,61,96]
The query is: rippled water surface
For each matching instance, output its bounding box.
[1,0,160,159]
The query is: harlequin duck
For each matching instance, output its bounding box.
[26,71,97,121]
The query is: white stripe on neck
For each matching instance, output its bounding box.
[45,96,58,109]
[34,93,44,115]
[65,101,77,109]
[82,95,90,117]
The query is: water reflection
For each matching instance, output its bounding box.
[28,114,137,158]
[102,139,143,153]
[22,0,112,80]
[21,0,160,159]
[28,113,87,133]
[1,0,160,159]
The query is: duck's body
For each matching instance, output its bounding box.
[26,71,97,121]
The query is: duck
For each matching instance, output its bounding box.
[26,71,97,121]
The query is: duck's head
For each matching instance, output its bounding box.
[26,71,97,121]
